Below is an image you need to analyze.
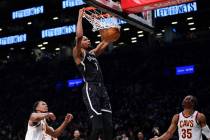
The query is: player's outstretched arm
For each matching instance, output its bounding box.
[198,113,210,139]
[76,9,84,40]
[91,40,110,56]
[150,114,178,140]
[73,9,84,65]
[29,112,56,124]
[46,113,73,138]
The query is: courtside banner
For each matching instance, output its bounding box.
[121,0,196,13]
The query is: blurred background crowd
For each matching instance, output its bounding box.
[0,39,209,140]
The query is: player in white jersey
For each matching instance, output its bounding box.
[43,123,58,140]
[150,95,210,140]
[25,100,73,140]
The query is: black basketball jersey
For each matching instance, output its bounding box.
[77,50,104,82]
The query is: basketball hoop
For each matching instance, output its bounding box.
[83,7,120,32]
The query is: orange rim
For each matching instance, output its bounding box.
[83,6,96,11]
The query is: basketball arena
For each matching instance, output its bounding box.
[0,0,210,140]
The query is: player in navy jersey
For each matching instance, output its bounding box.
[72,9,113,140]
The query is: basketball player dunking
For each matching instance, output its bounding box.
[73,9,113,140]
[150,95,210,140]
[25,100,73,140]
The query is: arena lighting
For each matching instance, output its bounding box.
[40,47,46,50]
[138,34,144,37]
[27,21,32,25]
[190,27,196,31]
[53,17,59,20]
[0,28,2,31]
[131,37,137,40]
[0,34,27,46]
[95,41,100,44]
[37,44,43,47]
[97,34,101,37]
[62,0,85,9]
[43,42,48,45]
[137,31,143,34]
[12,6,44,19]
[162,30,165,32]
[123,28,130,31]
[188,22,194,25]
[41,25,76,38]
[156,33,162,36]
[118,42,124,45]
[67,78,84,88]
[171,21,178,25]
[154,2,197,18]
[55,48,60,51]
[131,40,137,43]
[176,65,195,75]
[187,17,193,20]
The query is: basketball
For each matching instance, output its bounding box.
[99,27,120,42]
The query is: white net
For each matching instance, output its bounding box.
[83,7,120,32]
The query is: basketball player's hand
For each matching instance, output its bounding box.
[79,8,84,18]
[48,112,56,121]
[64,113,73,124]
[150,137,159,140]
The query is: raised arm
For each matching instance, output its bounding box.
[150,114,179,140]
[46,113,73,138]
[90,40,110,56]
[197,113,210,140]
[73,9,84,65]
[29,112,56,125]
[91,27,120,56]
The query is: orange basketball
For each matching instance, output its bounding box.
[99,27,120,42]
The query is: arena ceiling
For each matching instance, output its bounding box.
[0,0,209,58]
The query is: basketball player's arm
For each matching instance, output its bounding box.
[91,40,110,56]
[46,113,73,138]
[29,112,56,123]
[47,127,58,140]
[73,9,84,65]
[198,113,210,139]
[151,114,179,140]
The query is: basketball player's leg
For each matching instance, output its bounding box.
[89,115,103,140]
[102,112,113,140]
[100,87,113,140]
[82,83,103,140]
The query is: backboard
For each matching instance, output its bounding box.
[121,0,196,13]
[83,0,154,33]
